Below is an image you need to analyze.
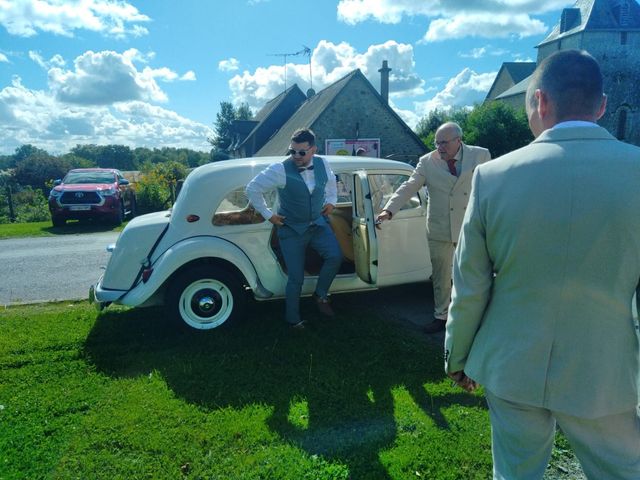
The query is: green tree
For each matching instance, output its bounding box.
[13,152,71,194]
[415,108,470,150]
[209,101,254,158]
[70,144,137,170]
[414,102,531,158]
[463,101,533,158]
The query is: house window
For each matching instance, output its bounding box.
[616,108,629,140]
[621,32,628,45]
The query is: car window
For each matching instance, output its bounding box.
[212,187,275,226]
[336,173,353,204]
[64,171,116,184]
[368,174,420,215]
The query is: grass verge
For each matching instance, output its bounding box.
[0,220,126,239]
[0,298,583,479]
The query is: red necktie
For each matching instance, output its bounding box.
[446,158,457,177]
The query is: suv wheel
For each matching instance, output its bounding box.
[52,216,65,227]
[112,201,124,226]
[167,265,245,330]
[129,196,137,219]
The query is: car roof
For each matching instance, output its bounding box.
[172,155,416,220]
[188,155,414,184]
[67,168,119,173]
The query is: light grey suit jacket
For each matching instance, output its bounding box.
[383,143,491,242]
[445,125,640,418]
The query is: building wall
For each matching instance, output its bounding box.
[537,31,640,146]
[486,70,515,100]
[496,94,526,111]
[309,75,427,163]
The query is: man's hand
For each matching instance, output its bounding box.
[269,214,285,226]
[321,204,334,216]
[448,371,478,393]
[374,210,392,230]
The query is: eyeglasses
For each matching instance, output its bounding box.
[287,147,313,157]
[434,137,460,148]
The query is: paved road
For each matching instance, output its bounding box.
[0,232,119,305]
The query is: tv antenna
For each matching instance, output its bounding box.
[268,45,312,91]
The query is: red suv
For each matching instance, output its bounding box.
[48,168,136,227]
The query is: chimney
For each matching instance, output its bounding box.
[378,60,392,104]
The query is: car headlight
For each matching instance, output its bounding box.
[100,186,117,196]
[49,189,62,198]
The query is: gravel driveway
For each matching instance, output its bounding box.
[0,231,119,305]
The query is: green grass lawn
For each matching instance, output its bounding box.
[0,299,582,479]
[0,220,126,239]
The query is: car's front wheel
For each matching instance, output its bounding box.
[51,215,65,227]
[167,265,245,330]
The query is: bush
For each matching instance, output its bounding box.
[135,161,188,214]
[0,186,50,224]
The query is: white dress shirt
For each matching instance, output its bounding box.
[246,156,338,221]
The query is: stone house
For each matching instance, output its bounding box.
[487,0,640,145]
[228,61,427,163]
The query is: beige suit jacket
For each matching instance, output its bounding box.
[384,144,491,242]
[445,126,640,418]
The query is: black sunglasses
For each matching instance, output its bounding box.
[287,147,313,157]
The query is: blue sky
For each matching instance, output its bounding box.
[0,0,574,155]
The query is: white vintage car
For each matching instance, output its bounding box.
[90,156,432,330]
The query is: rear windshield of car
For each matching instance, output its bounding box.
[64,172,116,184]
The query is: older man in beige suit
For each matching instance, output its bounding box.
[446,50,640,479]
[376,122,491,333]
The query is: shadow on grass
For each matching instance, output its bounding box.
[83,295,486,478]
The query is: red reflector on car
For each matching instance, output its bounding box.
[142,268,153,283]
[186,214,200,223]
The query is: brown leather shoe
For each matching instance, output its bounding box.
[423,319,446,334]
[313,294,335,318]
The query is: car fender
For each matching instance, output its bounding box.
[121,235,268,306]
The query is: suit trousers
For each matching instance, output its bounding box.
[427,239,456,320]
[277,223,342,324]
[485,389,640,480]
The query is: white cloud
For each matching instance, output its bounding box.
[181,71,196,81]
[228,40,424,109]
[0,53,8,63]
[218,58,240,72]
[459,47,487,59]
[413,68,497,121]
[0,76,213,154]
[0,0,150,39]
[337,0,571,41]
[459,46,512,59]
[46,49,191,105]
[29,51,66,69]
[423,13,547,42]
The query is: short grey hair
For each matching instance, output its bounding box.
[437,122,463,139]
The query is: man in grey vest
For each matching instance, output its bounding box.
[246,128,342,328]
[375,122,491,333]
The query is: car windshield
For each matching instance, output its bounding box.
[64,171,116,184]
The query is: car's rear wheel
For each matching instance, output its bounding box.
[167,265,245,330]
[129,196,137,219]
[112,201,124,225]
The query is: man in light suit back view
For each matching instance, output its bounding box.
[445,49,640,479]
